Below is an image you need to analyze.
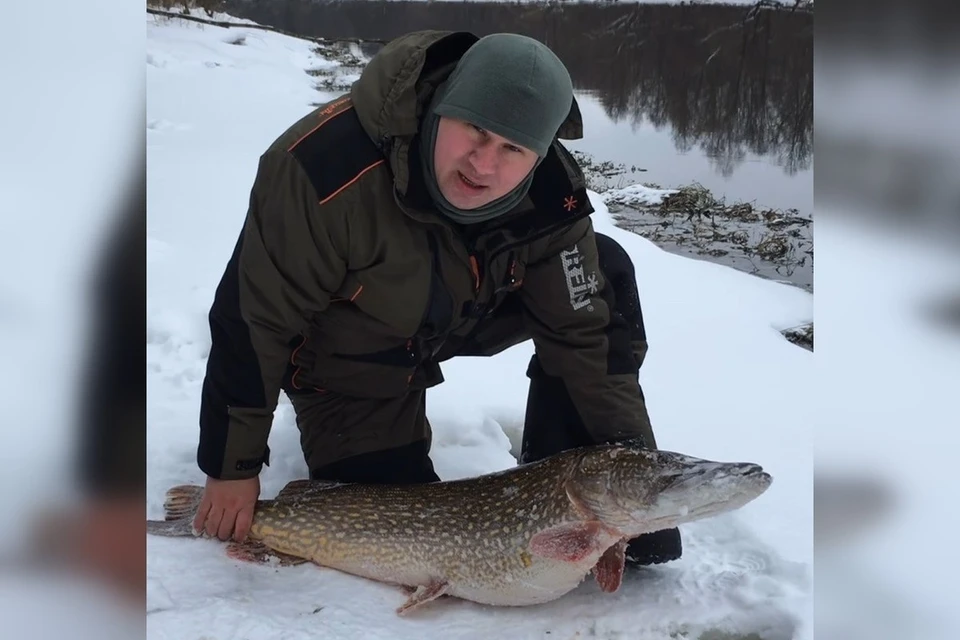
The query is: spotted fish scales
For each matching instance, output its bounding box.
[148,441,773,615]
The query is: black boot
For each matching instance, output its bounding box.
[624,527,683,566]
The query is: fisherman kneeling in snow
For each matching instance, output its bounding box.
[191,30,682,567]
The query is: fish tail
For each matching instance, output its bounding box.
[146,484,204,537]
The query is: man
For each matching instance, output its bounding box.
[191,30,682,566]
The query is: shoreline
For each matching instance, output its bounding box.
[573,150,814,351]
[572,150,813,292]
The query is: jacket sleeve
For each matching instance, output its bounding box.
[517,216,657,449]
[197,149,350,480]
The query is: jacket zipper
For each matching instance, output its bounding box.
[395,193,482,297]
[468,254,481,293]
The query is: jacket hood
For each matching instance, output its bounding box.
[350,30,584,193]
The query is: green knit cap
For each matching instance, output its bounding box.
[418,33,574,224]
[434,33,574,158]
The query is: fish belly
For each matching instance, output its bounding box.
[447,558,599,607]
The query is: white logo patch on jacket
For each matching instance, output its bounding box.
[559,245,600,311]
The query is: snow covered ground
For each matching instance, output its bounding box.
[145,11,813,639]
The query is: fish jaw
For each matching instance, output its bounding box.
[621,452,773,535]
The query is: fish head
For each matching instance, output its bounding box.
[566,441,773,536]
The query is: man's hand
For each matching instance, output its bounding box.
[192,475,260,542]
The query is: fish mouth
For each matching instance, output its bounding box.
[648,459,773,525]
[666,460,769,488]
[714,462,769,483]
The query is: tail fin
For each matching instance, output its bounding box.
[147,484,204,537]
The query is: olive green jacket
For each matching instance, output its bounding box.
[198,30,653,480]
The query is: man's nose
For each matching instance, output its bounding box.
[468,142,498,175]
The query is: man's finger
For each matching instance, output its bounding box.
[205,507,224,538]
[191,494,212,535]
[233,506,254,543]
[217,509,237,542]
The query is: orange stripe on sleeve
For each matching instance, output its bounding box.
[287,98,352,152]
[318,160,385,205]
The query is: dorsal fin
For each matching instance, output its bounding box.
[274,478,347,503]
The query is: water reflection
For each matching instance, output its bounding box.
[224,0,812,182]
[578,6,813,180]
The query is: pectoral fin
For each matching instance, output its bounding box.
[529,521,606,563]
[396,579,449,616]
[593,539,628,593]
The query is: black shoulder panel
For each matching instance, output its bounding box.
[288,101,385,204]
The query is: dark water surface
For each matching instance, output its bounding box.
[224,0,813,217]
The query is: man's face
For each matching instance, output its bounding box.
[432,117,540,210]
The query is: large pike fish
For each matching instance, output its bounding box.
[147,441,772,615]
